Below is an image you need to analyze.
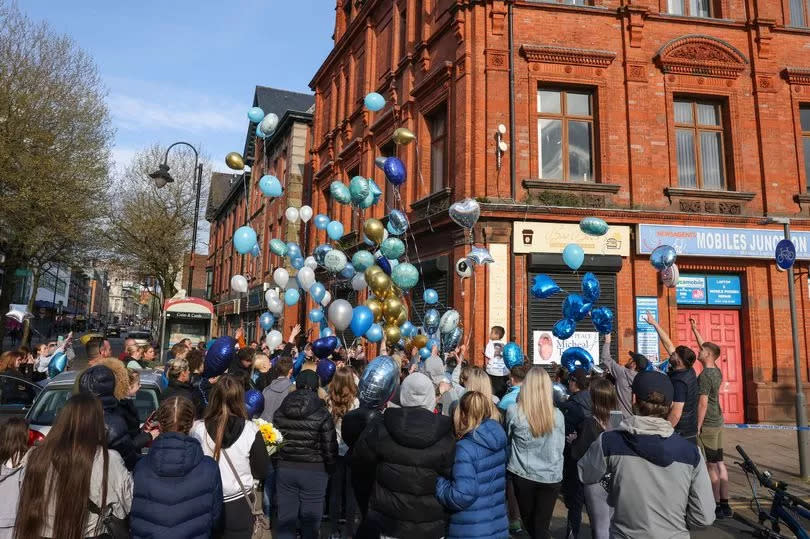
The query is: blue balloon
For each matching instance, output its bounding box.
[580,217,609,236]
[352,250,375,272]
[327,221,344,241]
[250,243,260,257]
[424,309,440,334]
[312,336,339,360]
[383,157,406,186]
[330,181,352,205]
[349,176,370,204]
[581,272,601,303]
[364,92,386,111]
[247,106,265,123]
[419,347,432,360]
[380,237,405,260]
[423,288,439,305]
[426,338,439,352]
[317,359,337,386]
[391,262,419,290]
[359,189,375,209]
[291,256,304,270]
[309,308,324,323]
[203,336,237,377]
[269,239,288,257]
[552,318,577,340]
[368,178,383,202]
[591,307,614,334]
[441,327,463,353]
[503,343,524,369]
[561,347,594,374]
[284,288,300,305]
[563,244,585,271]
[400,320,416,338]
[259,312,275,331]
[313,214,330,230]
[255,124,265,139]
[233,226,258,255]
[259,175,283,197]
[314,244,333,265]
[351,306,374,337]
[340,264,356,280]
[321,327,334,338]
[286,242,301,257]
[365,323,383,343]
[531,274,561,299]
[650,245,677,270]
[387,210,409,236]
[47,351,67,378]
[376,256,392,275]
[309,282,326,303]
[562,294,592,322]
[245,389,265,417]
[358,355,400,408]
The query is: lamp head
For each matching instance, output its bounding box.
[148,163,174,188]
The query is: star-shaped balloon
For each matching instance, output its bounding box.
[466,246,494,265]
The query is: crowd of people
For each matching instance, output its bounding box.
[0,313,730,538]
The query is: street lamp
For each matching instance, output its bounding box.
[761,216,809,479]
[149,142,203,295]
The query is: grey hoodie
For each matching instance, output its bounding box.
[260,377,293,423]
[600,340,636,419]
[578,415,715,539]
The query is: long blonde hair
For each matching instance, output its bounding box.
[518,367,556,437]
[453,391,491,440]
[460,366,501,422]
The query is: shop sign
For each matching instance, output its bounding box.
[637,224,810,260]
[676,274,741,306]
[635,296,661,364]
[676,275,707,305]
[531,330,599,366]
[513,222,630,257]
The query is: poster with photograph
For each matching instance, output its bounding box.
[532,330,600,365]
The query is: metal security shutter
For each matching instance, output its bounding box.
[527,254,620,365]
[409,257,450,327]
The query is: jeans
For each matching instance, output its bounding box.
[262,461,276,518]
[511,472,561,539]
[276,465,329,539]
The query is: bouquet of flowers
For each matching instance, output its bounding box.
[253,418,283,456]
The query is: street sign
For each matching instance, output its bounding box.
[775,239,796,270]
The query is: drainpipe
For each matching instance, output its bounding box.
[508,0,518,342]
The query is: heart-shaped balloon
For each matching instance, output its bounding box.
[581,272,601,303]
[448,198,481,230]
[590,306,614,334]
[552,318,576,340]
[330,181,352,205]
[531,274,561,299]
[317,359,337,386]
[650,245,677,270]
[312,336,339,360]
[562,294,592,322]
[245,389,265,417]
[47,351,68,378]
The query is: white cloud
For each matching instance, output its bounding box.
[111,146,139,173]
[109,94,244,133]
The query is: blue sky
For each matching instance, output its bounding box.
[22,1,334,174]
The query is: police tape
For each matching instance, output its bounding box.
[724,423,810,431]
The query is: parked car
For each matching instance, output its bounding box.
[0,373,42,420]
[105,325,121,337]
[26,370,163,446]
[127,330,153,348]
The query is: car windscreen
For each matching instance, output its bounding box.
[28,386,160,426]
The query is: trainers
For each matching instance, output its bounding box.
[509,519,524,533]
[720,504,733,518]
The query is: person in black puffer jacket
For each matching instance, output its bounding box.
[273,370,338,539]
[352,372,456,539]
[131,396,223,538]
[78,365,154,471]
[162,357,205,418]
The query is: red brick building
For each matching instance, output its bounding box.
[307,0,810,423]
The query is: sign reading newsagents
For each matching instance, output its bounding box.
[637,224,810,260]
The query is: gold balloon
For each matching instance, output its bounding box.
[411,334,428,349]
[365,265,383,281]
[384,324,401,345]
[369,272,392,296]
[364,218,385,245]
[225,152,245,170]
[383,297,403,324]
[395,307,408,326]
[366,298,383,322]
[392,127,416,145]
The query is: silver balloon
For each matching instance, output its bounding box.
[374,156,388,170]
[259,113,279,135]
[448,198,481,229]
[441,327,463,353]
[328,299,353,331]
[424,309,440,335]
[358,355,400,409]
[304,256,318,270]
[439,309,460,334]
[466,246,494,265]
[314,244,333,265]
[351,273,367,291]
[552,382,570,406]
[5,309,32,324]
[267,296,283,315]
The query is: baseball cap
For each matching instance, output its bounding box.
[627,351,649,372]
[631,370,674,406]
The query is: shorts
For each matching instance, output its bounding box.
[698,426,724,462]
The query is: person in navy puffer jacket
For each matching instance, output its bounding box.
[131,396,223,538]
[437,390,509,539]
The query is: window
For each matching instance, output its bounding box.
[540,0,590,4]
[674,99,726,190]
[537,88,595,182]
[380,141,397,208]
[791,0,809,27]
[428,104,448,192]
[667,0,712,17]
[343,0,352,26]
[801,105,810,189]
[399,5,408,60]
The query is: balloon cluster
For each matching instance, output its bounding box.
[651,245,679,288]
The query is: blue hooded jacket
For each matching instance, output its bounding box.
[131,432,223,538]
[436,419,509,539]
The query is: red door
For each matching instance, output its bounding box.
[676,310,744,424]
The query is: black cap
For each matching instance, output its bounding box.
[628,351,649,372]
[631,370,674,406]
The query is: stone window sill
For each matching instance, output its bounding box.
[664,187,756,201]
[523,179,621,193]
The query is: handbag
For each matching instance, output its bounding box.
[222,448,270,538]
[88,448,130,539]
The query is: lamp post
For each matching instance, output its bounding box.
[762,216,809,479]
[149,142,203,295]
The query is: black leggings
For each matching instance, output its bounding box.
[511,473,561,539]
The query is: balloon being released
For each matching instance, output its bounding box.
[320,291,332,307]
[392,127,416,145]
[503,343,524,369]
[365,323,383,343]
[230,275,248,294]
[455,258,472,279]
[391,262,419,290]
[562,244,585,271]
[448,198,481,230]
[552,382,570,405]
[349,176,370,204]
[259,312,275,331]
[312,336,339,360]
[317,360,337,386]
[203,336,237,377]
[259,175,283,197]
[383,157,406,186]
[324,249,348,273]
[309,282,326,303]
[579,217,609,237]
[590,306,614,334]
[351,306,374,337]
[299,205,313,223]
[297,267,316,291]
[380,237,405,260]
[466,246,494,265]
[284,289,300,305]
[250,244,260,257]
[364,92,385,111]
[47,351,67,378]
[562,294,592,322]
[352,251,375,272]
[650,245,677,270]
[424,309,440,335]
[561,347,594,374]
[245,389,264,418]
[327,221,345,241]
[363,219,385,245]
[439,310,460,334]
[285,207,299,223]
[260,113,279,135]
[273,268,289,289]
[552,318,576,340]
[313,244,333,265]
[531,274,561,299]
[330,181,352,205]
[328,299,353,331]
[309,308,324,323]
[581,272,601,303]
[386,210,409,236]
[225,152,245,170]
[661,264,680,288]
[441,327,464,353]
[358,355,400,408]
[233,226,257,254]
[423,288,439,305]
[313,214,330,230]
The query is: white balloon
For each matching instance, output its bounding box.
[320,291,332,307]
[297,267,316,291]
[264,288,279,305]
[299,205,313,222]
[285,207,299,223]
[304,256,318,270]
[267,297,283,315]
[273,267,289,288]
[230,274,248,294]
[260,113,279,135]
[351,273,367,291]
[265,329,283,350]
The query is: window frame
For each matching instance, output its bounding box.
[427,103,448,193]
[673,98,727,190]
[800,104,810,190]
[790,0,810,27]
[666,0,716,17]
[536,87,597,182]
